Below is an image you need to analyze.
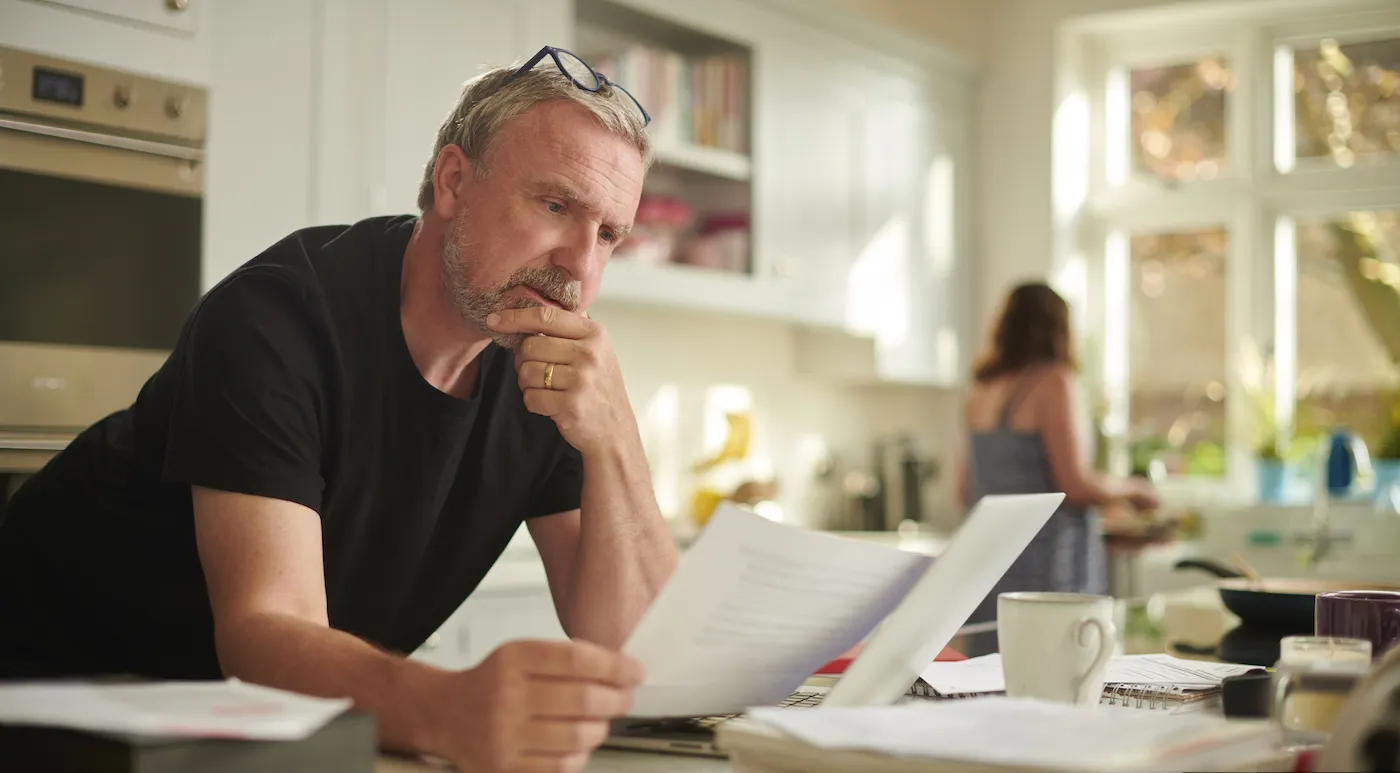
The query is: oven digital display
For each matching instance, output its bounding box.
[32,67,84,107]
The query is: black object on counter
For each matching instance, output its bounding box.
[1217,624,1292,667]
[1173,558,1318,631]
[1172,623,1295,667]
[1220,670,1274,719]
[0,710,376,773]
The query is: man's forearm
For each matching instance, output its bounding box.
[567,437,679,647]
[215,612,445,756]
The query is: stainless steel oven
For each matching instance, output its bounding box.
[0,45,206,480]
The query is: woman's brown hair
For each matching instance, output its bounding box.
[972,282,1078,382]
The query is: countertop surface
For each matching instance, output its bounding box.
[375,749,725,772]
[374,582,1294,772]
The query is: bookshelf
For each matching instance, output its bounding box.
[575,0,754,278]
[653,143,751,181]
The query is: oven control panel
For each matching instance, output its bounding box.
[0,44,206,145]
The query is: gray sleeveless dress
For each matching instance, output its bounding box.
[965,370,1107,625]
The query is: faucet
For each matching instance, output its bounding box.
[1303,445,1357,566]
[1306,453,1334,565]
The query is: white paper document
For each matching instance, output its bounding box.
[621,504,933,717]
[919,653,1257,695]
[917,653,1009,695]
[1104,653,1258,687]
[0,679,351,740]
[749,697,1280,772]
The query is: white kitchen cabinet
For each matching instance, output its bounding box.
[753,53,860,329]
[28,0,200,34]
[787,67,971,387]
[453,589,569,667]
[850,75,962,387]
[196,0,974,382]
[310,0,572,224]
[202,0,317,287]
[0,0,211,84]
[412,566,568,671]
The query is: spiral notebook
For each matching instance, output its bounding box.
[913,653,1260,711]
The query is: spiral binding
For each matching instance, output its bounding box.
[905,681,1005,700]
[1099,682,1189,710]
[906,679,1199,709]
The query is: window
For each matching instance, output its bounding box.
[1060,2,1400,497]
[1292,210,1400,455]
[1292,37,1400,169]
[1127,228,1230,477]
[1130,59,1233,182]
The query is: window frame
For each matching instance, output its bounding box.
[1056,0,1400,501]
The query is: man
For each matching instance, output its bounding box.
[0,47,677,772]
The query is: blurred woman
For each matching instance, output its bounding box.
[959,282,1158,622]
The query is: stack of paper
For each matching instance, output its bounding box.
[917,653,1258,698]
[720,697,1284,773]
[0,679,351,740]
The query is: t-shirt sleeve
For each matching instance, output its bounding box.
[527,441,583,518]
[161,268,329,513]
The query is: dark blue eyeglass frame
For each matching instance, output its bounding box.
[505,45,651,127]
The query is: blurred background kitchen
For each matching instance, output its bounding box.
[2,0,1399,665]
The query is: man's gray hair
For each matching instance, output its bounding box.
[416,55,653,211]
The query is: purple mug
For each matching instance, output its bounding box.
[1315,590,1400,659]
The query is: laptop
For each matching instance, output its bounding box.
[603,492,1065,757]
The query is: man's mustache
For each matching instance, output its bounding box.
[508,267,580,312]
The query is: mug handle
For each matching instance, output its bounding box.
[1073,617,1116,702]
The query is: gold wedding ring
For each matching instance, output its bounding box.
[543,362,555,390]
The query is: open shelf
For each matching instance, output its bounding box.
[597,259,794,321]
[575,0,754,280]
[653,141,751,180]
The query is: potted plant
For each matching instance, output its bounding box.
[1254,433,1289,504]
[1374,392,1400,504]
[1236,337,1296,502]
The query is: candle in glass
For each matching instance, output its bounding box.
[1274,636,1372,744]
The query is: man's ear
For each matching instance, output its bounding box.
[432,144,473,220]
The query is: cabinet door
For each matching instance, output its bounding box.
[855,77,934,384]
[921,108,971,388]
[456,589,569,668]
[853,75,966,386]
[29,0,199,34]
[314,0,572,221]
[203,0,317,286]
[753,52,859,329]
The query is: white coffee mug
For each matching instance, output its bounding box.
[997,592,1117,705]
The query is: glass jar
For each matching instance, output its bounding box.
[1272,635,1372,748]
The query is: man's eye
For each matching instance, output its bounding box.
[600,229,616,244]
[545,200,565,214]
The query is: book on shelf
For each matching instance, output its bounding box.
[588,44,747,155]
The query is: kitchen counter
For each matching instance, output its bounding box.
[381,582,1299,773]
[376,749,725,772]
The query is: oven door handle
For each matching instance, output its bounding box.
[0,117,203,162]
[0,438,70,451]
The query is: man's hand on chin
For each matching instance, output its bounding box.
[488,306,640,458]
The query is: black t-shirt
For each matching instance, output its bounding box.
[0,215,582,680]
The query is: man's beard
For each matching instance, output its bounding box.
[440,215,581,350]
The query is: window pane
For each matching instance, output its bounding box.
[1129,228,1229,477]
[1294,37,1400,168]
[1130,59,1232,182]
[1294,211,1400,457]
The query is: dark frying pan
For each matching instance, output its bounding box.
[1174,558,1400,632]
